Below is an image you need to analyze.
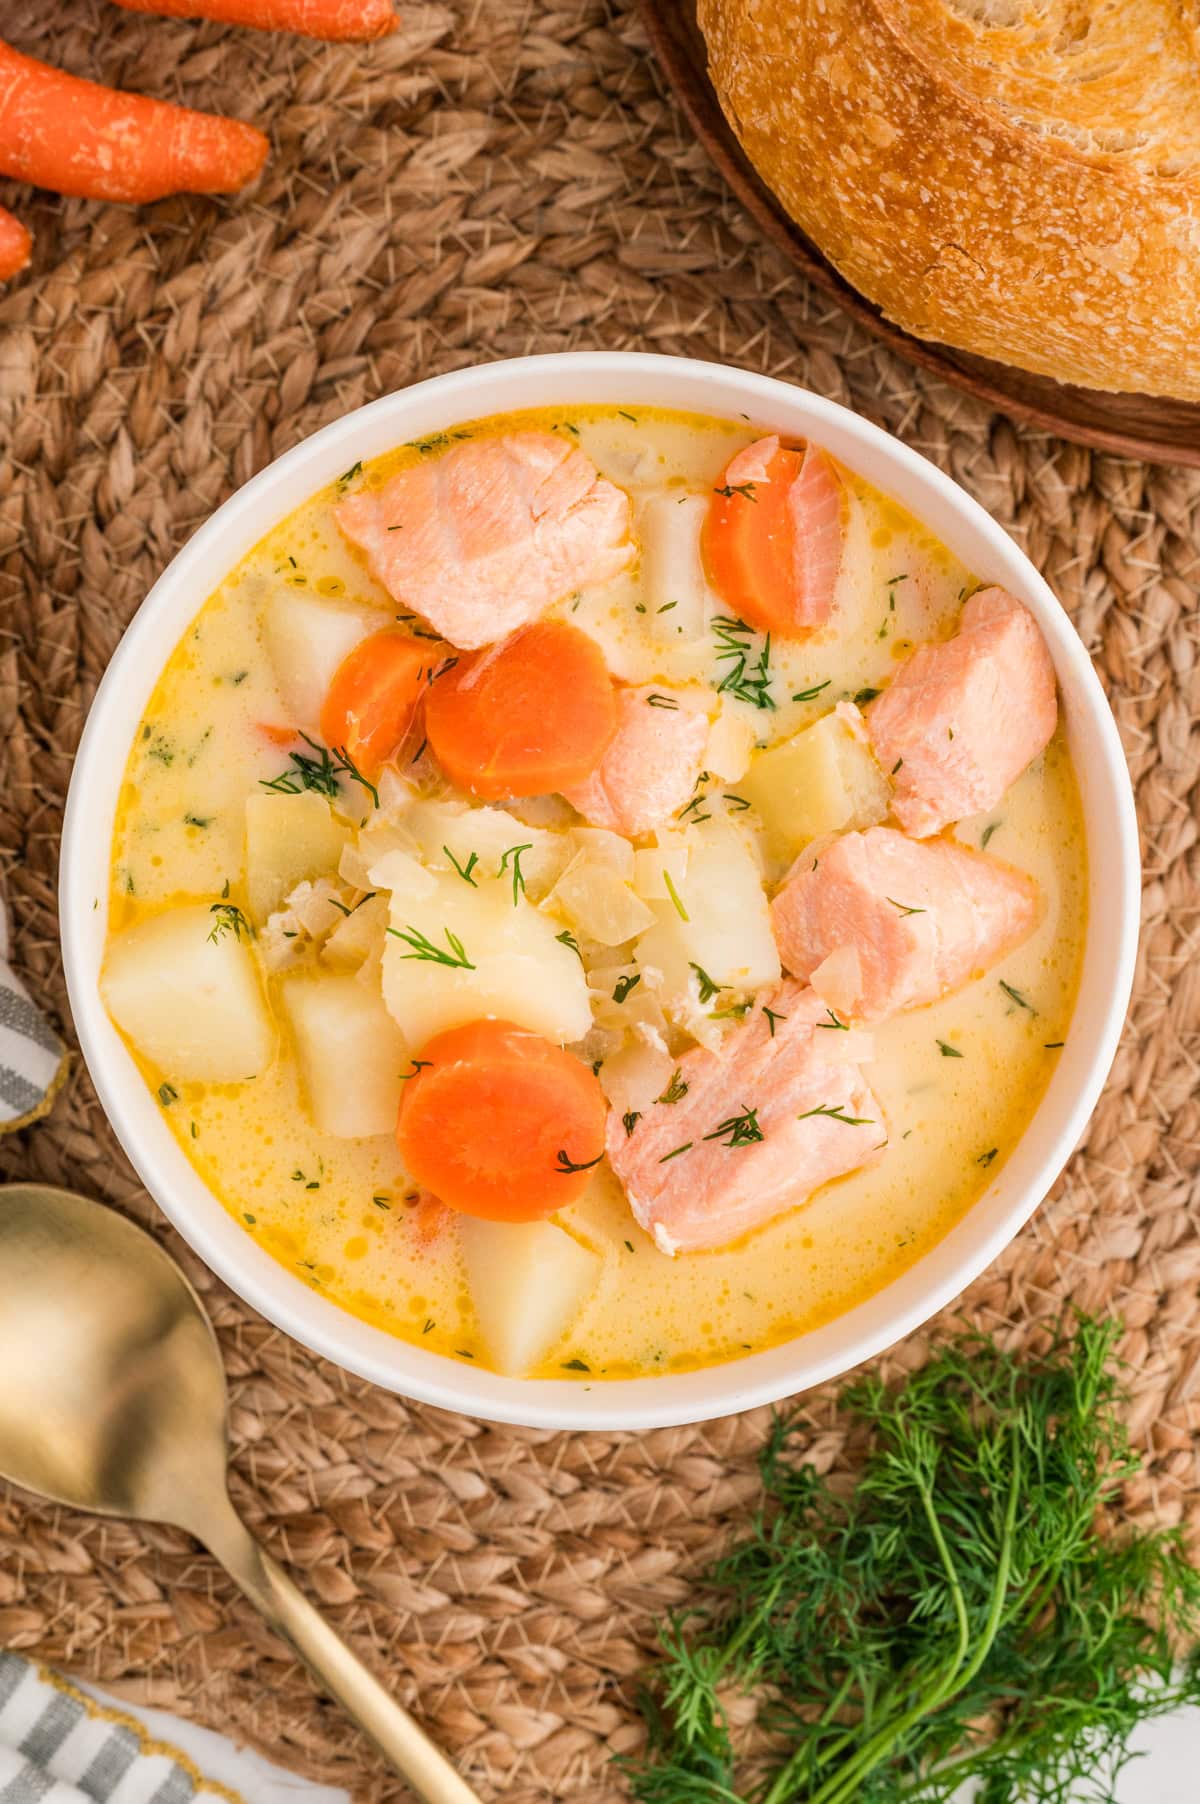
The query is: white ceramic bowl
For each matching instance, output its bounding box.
[60,352,1139,1431]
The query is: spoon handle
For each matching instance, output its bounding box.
[203,1497,482,1803]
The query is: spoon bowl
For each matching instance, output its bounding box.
[0,1182,480,1804]
[0,1185,227,1529]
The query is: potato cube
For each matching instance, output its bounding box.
[739,704,889,862]
[381,871,592,1049]
[102,904,274,1083]
[461,1216,601,1376]
[281,974,407,1138]
[263,590,388,734]
[245,791,349,924]
[636,819,779,1000]
[638,493,714,642]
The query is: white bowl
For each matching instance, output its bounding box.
[60,353,1139,1431]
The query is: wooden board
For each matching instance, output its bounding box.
[639,0,1200,468]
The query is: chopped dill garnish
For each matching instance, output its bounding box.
[762,1005,786,1037]
[713,481,757,501]
[647,693,680,710]
[556,929,584,961]
[659,1142,693,1163]
[1000,979,1036,1013]
[613,973,642,1004]
[887,896,926,916]
[658,1069,689,1105]
[1045,1040,1065,1050]
[207,902,252,944]
[792,678,832,703]
[622,1111,642,1138]
[498,842,533,905]
[337,459,362,486]
[422,1319,435,1334]
[663,868,689,921]
[657,601,678,614]
[712,615,776,711]
[724,793,751,811]
[260,731,379,808]
[371,1195,391,1209]
[978,1146,999,1165]
[854,685,881,704]
[797,1101,874,1126]
[386,924,474,968]
[562,1357,591,1371]
[555,1148,604,1175]
[703,1105,764,1148]
[617,409,638,423]
[444,846,479,886]
[709,1002,751,1020]
[184,812,211,829]
[688,962,721,1004]
[937,1039,964,1057]
[677,793,712,823]
[982,819,1002,848]
[157,1083,178,1107]
[398,1059,433,1081]
[817,1008,849,1030]
[891,757,904,774]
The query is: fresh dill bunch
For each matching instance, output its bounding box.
[629,1317,1200,1804]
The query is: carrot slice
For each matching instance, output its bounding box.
[0,205,30,281]
[396,1019,608,1223]
[425,619,617,801]
[255,721,300,748]
[110,0,397,39]
[702,439,844,637]
[0,42,268,202]
[320,629,438,774]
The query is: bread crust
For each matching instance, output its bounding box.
[698,0,1200,399]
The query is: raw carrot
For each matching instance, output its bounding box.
[702,439,844,637]
[0,205,30,281]
[396,1019,608,1223]
[110,0,398,39]
[0,42,268,202]
[320,629,435,774]
[424,619,617,801]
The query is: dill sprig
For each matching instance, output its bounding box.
[260,731,379,808]
[689,962,722,1004]
[703,1106,764,1148]
[498,842,533,906]
[712,616,776,712]
[207,902,252,944]
[386,924,474,968]
[628,1316,1200,1804]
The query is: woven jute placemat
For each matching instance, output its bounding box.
[1,2,1197,1798]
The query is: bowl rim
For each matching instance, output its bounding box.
[60,350,1140,1431]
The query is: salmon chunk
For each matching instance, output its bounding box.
[336,431,633,651]
[607,981,883,1254]
[866,587,1057,836]
[562,685,710,837]
[771,826,1040,1023]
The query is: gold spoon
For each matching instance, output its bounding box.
[0,1183,481,1804]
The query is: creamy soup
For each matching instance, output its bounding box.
[102,405,1085,1382]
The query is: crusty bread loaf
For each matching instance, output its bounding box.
[697,0,1200,399]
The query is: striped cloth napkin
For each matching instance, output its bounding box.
[0,907,67,1134]
[0,1654,242,1804]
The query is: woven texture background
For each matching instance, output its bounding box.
[1,3,1198,1799]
